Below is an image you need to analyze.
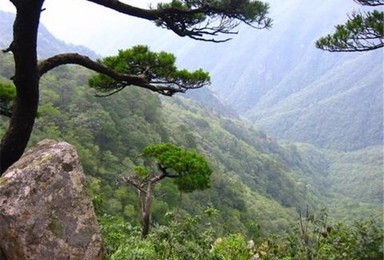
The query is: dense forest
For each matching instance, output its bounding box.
[0,8,383,259]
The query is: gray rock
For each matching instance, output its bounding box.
[0,140,105,260]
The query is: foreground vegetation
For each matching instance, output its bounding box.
[100,209,383,259]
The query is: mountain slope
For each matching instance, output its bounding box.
[325,145,383,219]
[249,51,383,150]
[95,0,381,151]
[183,0,383,151]
[0,11,99,59]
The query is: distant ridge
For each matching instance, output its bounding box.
[139,0,383,151]
[0,11,100,59]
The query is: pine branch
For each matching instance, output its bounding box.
[37,53,194,96]
[86,0,271,42]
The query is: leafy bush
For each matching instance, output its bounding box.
[256,210,383,260]
[100,209,383,260]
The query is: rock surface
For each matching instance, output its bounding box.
[0,140,104,260]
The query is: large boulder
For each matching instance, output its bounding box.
[0,140,104,260]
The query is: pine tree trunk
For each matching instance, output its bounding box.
[141,182,154,237]
[0,1,44,175]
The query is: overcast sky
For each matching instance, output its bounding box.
[0,0,165,54]
[0,0,359,57]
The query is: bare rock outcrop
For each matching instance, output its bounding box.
[0,140,104,260]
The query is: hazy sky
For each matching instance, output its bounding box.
[0,0,358,56]
[0,0,164,54]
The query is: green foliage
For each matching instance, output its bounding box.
[118,143,212,237]
[156,0,272,26]
[155,0,272,42]
[134,166,150,178]
[100,209,383,260]
[325,146,383,219]
[256,211,383,260]
[314,219,384,260]
[0,81,16,101]
[316,6,384,52]
[0,81,16,115]
[89,45,210,95]
[211,233,252,260]
[101,209,251,260]
[142,143,212,192]
[99,216,141,255]
[162,98,320,212]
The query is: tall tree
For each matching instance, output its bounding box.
[316,0,383,52]
[118,143,212,237]
[0,0,271,175]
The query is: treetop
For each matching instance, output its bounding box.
[88,45,210,97]
[87,0,272,42]
[142,142,212,192]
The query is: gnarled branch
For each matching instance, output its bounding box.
[0,107,12,118]
[86,0,271,42]
[117,175,147,194]
[38,53,198,96]
[158,163,179,178]
[2,42,14,53]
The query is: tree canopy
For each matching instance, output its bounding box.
[88,45,210,97]
[141,142,212,192]
[0,0,272,175]
[316,1,383,52]
[154,0,272,42]
[118,142,212,236]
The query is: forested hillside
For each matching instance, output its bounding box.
[0,59,304,233]
[103,0,382,151]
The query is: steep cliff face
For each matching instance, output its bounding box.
[0,140,104,260]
